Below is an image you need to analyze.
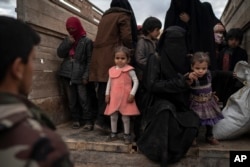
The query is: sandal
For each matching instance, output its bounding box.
[82,124,93,132]
[71,122,80,129]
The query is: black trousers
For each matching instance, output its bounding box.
[95,82,110,126]
[62,77,94,124]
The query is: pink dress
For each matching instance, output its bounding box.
[104,65,140,116]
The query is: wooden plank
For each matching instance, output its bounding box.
[18,0,97,39]
[29,71,62,99]
[32,96,70,125]
[15,0,99,124]
[33,57,61,71]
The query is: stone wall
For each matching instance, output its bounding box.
[221,0,250,62]
[16,0,102,125]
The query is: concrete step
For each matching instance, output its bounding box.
[56,123,250,167]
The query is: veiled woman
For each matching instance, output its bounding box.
[164,0,217,70]
[136,26,200,166]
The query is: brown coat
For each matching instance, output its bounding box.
[89,7,133,82]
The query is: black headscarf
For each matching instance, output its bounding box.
[158,26,189,78]
[110,0,138,47]
[202,2,221,26]
[164,0,191,30]
[163,0,217,70]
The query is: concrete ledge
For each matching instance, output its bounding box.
[57,124,250,167]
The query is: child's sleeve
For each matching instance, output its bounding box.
[129,70,139,96]
[105,77,111,95]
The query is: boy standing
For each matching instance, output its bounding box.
[217,28,248,106]
[135,16,162,81]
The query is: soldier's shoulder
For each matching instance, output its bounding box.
[0,102,73,167]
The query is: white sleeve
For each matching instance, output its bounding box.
[129,70,139,96]
[105,77,111,95]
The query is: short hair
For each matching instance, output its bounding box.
[0,16,40,82]
[190,52,210,66]
[226,28,243,44]
[114,46,131,59]
[142,16,162,36]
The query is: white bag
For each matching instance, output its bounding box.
[213,61,250,140]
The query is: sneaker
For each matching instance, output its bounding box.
[106,132,118,142]
[206,137,220,145]
[82,124,94,132]
[123,134,132,145]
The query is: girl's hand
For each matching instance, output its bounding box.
[212,91,220,102]
[105,95,110,104]
[188,72,198,81]
[127,94,134,103]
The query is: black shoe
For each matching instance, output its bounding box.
[123,134,132,145]
[82,124,94,132]
[71,122,80,129]
[106,132,118,142]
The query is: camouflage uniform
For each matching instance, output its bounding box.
[0,92,73,167]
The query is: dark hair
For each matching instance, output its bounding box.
[114,46,131,59]
[142,16,162,36]
[226,28,243,44]
[190,52,210,66]
[0,16,40,82]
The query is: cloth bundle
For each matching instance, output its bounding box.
[213,61,250,140]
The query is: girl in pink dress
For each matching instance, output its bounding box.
[104,46,140,144]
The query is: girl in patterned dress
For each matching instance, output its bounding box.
[104,46,140,144]
[188,52,224,145]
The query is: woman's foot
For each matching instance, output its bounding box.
[206,137,219,145]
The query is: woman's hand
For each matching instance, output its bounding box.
[180,12,190,23]
[127,94,135,103]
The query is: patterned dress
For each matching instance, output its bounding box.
[189,71,223,125]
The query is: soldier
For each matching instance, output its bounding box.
[0,16,73,167]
